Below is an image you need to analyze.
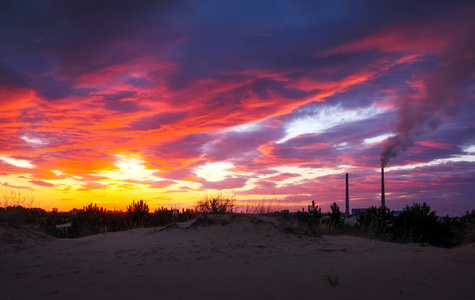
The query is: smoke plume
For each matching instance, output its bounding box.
[380,32,474,168]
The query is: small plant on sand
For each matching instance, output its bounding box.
[196,193,235,214]
[325,274,339,286]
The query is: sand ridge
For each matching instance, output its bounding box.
[1,214,474,299]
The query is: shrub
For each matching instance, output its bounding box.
[150,207,174,226]
[177,208,197,222]
[0,205,48,229]
[44,208,72,237]
[393,202,439,245]
[70,203,107,237]
[452,210,475,245]
[196,194,235,214]
[127,200,150,227]
[329,202,342,227]
[357,206,394,239]
[296,201,322,235]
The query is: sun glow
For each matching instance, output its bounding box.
[94,154,157,181]
[194,162,236,181]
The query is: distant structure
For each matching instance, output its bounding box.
[345,173,350,215]
[55,222,72,234]
[381,168,386,208]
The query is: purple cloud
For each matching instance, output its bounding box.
[199,176,250,190]
[129,112,187,130]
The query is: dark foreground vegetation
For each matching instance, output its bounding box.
[1,196,474,248]
[0,200,196,238]
[289,201,475,248]
[354,203,475,248]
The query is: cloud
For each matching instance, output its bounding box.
[279,104,385,143]
[158,168,196,181]
[203,122,282,164]
[129,112,187,130]
[101,90,143,112]
[150,180,176,188]
[0,155,35,169]
[32,75,73,100]
[363,134,395,145]
[77,181,109,191]
[380,30,474,167]
[29,180,55,187]
[0,62,31,90]
[199,176,250,190]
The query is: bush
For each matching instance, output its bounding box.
[177,208,197,222]
[329,202,342,227]
[296,201,322,235]
[0,205,47,227]
[70,203,107,237]
[393,202,440,245]
[357,206,394,239]
[44,208,72,237]
[127,200,149,227]
[452,210,475,245]
[150,207,174,226]
[196,194,235,214]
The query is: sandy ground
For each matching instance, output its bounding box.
[1,214,474,300]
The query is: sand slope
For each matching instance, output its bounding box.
[1,215,474,300]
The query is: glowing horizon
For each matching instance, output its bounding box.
[0,1,474,216]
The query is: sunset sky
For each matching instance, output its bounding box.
[0,1,473,215]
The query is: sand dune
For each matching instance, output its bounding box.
[1,215,474,300]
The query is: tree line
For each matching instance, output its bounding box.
[1,196,474,248]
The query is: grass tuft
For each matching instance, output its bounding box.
[326,274,339,286]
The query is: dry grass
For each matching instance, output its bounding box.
[325,274,340,286]
[464,228,475,244]
[235,199,282,214]
[0,184,36,208]
[196,193,236,214]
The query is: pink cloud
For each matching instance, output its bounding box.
[29,180,56,187]
[150,180,176,188]
[199,176,250,190]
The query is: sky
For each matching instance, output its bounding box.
[0,0,474,216]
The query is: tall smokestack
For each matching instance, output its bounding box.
[381,168,385,208]
[345,173,349,214]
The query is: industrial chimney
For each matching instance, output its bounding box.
[345,173,349,214]
[381,168,385,208]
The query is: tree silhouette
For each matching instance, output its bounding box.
[394,202,439,245]
[127,200,149,227]
[329,202,342,227]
